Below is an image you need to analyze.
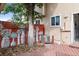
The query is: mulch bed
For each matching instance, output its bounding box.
[0,44,44,56]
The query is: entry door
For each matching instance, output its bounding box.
[74,13,79,42]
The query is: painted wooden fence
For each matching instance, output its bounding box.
[0,21,45,48]
[33,24,45,46]
[0,21,29,48]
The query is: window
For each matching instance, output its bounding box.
[36,20,40,24]
[34,19,41,24]
[51,16,60,27]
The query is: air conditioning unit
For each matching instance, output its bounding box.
[34,4,46,16]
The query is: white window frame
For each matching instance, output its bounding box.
[50,15,61,27]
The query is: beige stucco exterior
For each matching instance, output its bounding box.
[43,3,79,45]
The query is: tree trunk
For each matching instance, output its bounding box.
[25,3,35,47]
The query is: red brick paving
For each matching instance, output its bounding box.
[16,44,79,56]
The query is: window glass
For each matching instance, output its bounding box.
[51,16,60,26]
[51,17,55,26]
[56,16,60,25]
[36,20,40,24]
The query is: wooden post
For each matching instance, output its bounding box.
[25,24,29,48]
[52,36,54,44]
[0,4,4,11]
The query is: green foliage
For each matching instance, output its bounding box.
[3,4,27,14]
[3,4,14,14]
[2,3,44,26]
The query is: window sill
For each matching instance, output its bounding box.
[50,25,61,28]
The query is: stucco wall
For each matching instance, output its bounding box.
[43,3,79,44]
[61,32,71,44]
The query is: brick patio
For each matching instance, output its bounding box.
[16,44,79,56]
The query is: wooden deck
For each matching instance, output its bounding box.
[17,44,79,56]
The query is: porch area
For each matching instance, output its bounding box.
[16,43,79,56]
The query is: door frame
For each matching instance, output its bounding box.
[71,12,79,44]
[71,13,75,44]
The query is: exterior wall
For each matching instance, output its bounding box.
[50,28,61,44]
[43,3,79,44]
[61,32,71,44]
